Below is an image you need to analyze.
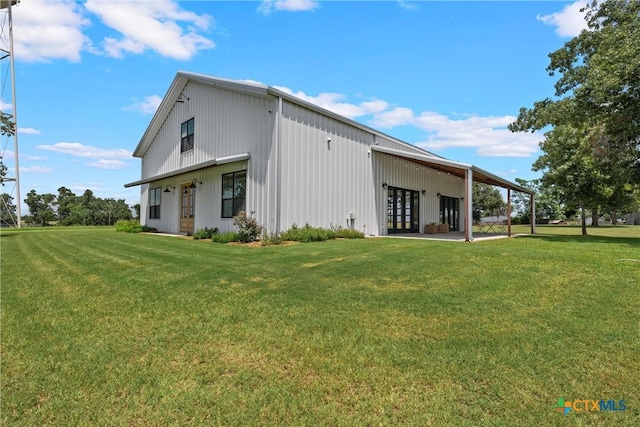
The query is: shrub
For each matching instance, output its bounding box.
[211,231,241,244]
[115,220,142,233]
[192,227,219,240]
[280,223,336,243]
[260,233,282,246]
[233,211,263,243]
[114,220,157,233]
[333,227,365,239]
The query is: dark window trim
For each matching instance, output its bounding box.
[181,118,194,153]
[149,187,161,219]
[221,170,247,218]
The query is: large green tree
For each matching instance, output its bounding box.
[472,183,505,221]
[510,0,640,147]
[24,190,56,227]
[510,0,640,233]
[511,178,563,224]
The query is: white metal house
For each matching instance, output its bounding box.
[125,71,534,241]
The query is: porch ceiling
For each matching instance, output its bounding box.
[371,146,533,194]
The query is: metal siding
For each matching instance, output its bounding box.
[373,153,466,235]
[279,101,377,234]
[140,81,278,233]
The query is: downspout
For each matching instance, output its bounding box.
[275,96,282,235]
[465,168,473,241]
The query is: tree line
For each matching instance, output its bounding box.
[1,187,140,227]
[509,0,640,234]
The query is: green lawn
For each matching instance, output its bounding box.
[2,226,639,425]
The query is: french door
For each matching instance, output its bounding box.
[439,195,460,231]
[180,184,195,234]
[387,187,419,234]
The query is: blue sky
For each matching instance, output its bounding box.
[1,0,590,211]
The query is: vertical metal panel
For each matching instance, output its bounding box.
[278,100,377,235]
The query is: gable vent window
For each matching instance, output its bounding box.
[181,118,194,153]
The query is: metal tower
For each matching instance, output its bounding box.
[1,0,20,227]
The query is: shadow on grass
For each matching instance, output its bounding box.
[519,233,640,248]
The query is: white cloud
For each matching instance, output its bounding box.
[1,99,12,111]
[274,86,389,119]
[85,159,128,169]
[85,0,215,60]
[537,1,589,37]
[18,127,41,135]
[271,86,543,158]
[20,165,53,174]
[398,1,418,11]
[37,142,131,159]
[373,107,542,158]
[11,0,91,62]
[124,95,163,115]
[259,0,319,15]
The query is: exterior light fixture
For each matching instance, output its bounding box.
[382,182,387,189]
[163,185,175,193]
[437,192,441,198]
[421,190,426,196]
[189,179,202,189]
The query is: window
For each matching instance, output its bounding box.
[221,170,246,218]
[149,187,161,219]
[181,118,194,152]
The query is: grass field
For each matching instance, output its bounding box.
[2,226,639,425]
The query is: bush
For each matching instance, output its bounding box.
[115,220,142,233]
[211,231,241,244]
[333,227,365,239]
[260,233,282,246]
[114,220,157,233]
[192,227,219,240]
[280,223,336,243]
[233,211,263,243]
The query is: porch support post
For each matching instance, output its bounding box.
[530,193,536,234]
[507,187,512,237]
[465,168,473,242]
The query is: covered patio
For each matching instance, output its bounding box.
[372,146,536,242]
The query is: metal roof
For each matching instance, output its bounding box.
[130,71,533,194]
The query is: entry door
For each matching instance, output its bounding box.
[180,184,195,233]
[387,187,419,234]
[439,195,459,231]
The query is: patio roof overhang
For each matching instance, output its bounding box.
[371,146,533,194]
[124,153,250,188]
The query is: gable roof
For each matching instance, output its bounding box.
[132,71,438,159]
[131,71,533,194]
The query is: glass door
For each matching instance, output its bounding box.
[387,187,419,234]
[439,195,459,231]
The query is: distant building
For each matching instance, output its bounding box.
[125,72,533,240]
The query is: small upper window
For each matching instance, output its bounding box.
[181,118,194,153]
[149,187,161,219]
